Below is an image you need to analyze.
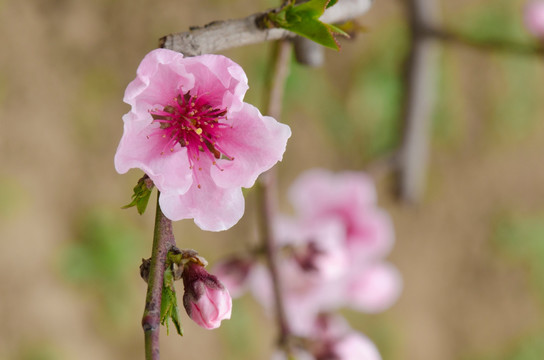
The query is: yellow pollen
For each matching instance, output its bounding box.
[195,128,203,135]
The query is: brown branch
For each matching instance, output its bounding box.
[396,0,441,204]
[142,193,177,360]
[426,27,544,56]
[160,0,373,56]
[257,40,293,353]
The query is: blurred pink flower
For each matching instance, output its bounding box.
[249,170,401,336]
[524,1,544,37]
[345,262,403,313]
[212,256,254,298]
[115,49,291,231]
[332,332,382,360]
[289,169,394,261]
[272,314,382,360]
[182,262,232,329]
[249,218,349,335]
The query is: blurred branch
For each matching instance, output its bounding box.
[142,193,177,360]
[159,0,373,56]
[257,39,293,354]
[426,27,544,55]
[294,36,325,67]
[397,0,441,203]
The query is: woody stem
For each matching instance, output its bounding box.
[142,193,177,360]
[257,39,293,354]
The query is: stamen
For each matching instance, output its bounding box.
[148,90,234,185]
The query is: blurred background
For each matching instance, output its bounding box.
[1,0,544,359]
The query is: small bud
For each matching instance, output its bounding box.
[182,262,232,329]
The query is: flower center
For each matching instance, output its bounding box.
[148,91,234,188]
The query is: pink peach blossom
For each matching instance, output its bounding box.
[115,49,291,231]
[288,169,394,261]
[524,1,544,37]
[182,262,232,329]
[332,332,382,360]
[345,262,403,313]
[249,218,349,336]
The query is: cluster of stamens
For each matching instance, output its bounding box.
[147,91,234,189]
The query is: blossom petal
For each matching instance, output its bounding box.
[334,332,382,360]
[289,169,377,219]
[159,166,245,231]
[181,54,249,112]
[346,262,402,313]
[114,113,193,194]
[211,103,291,189]
[124,49,195,114]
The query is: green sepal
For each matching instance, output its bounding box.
[267,0,347,50]
[121,175,154,215]
[326,0,338,8]
[160,267,183,336]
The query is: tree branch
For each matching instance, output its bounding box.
[426,27,544,55]
[397,0,441,203]
[160,0,373,56]
[142,193,177,360]
[257,40,293,353]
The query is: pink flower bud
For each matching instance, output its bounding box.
[524,1,544,37]
[182,262,232,329]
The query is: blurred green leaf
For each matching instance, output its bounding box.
[266,0,346,50]
[59,209,143,324]
[494,212,544,300]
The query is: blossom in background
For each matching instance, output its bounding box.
[182,261,232,329]
[289,169,395,262]
[345,262,402,313]
[524,1,544,37]
[115,48,291,231]
[271,314,382,360]
[211,256,254,298]
[217,169,401,357]
[248,217,350,336]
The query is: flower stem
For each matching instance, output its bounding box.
[257,39,293,353]
[142,192,177,360]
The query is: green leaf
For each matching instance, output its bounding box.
[267,0,347,50]
[160,267,183,336]
[121,175,154,215]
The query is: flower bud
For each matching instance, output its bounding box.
[182,262,232,329]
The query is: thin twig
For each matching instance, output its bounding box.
[160,0,373,56]
[397,0,441,203]
[142,193,177,360]
[257,40,293,353]
[426,27,544,56]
